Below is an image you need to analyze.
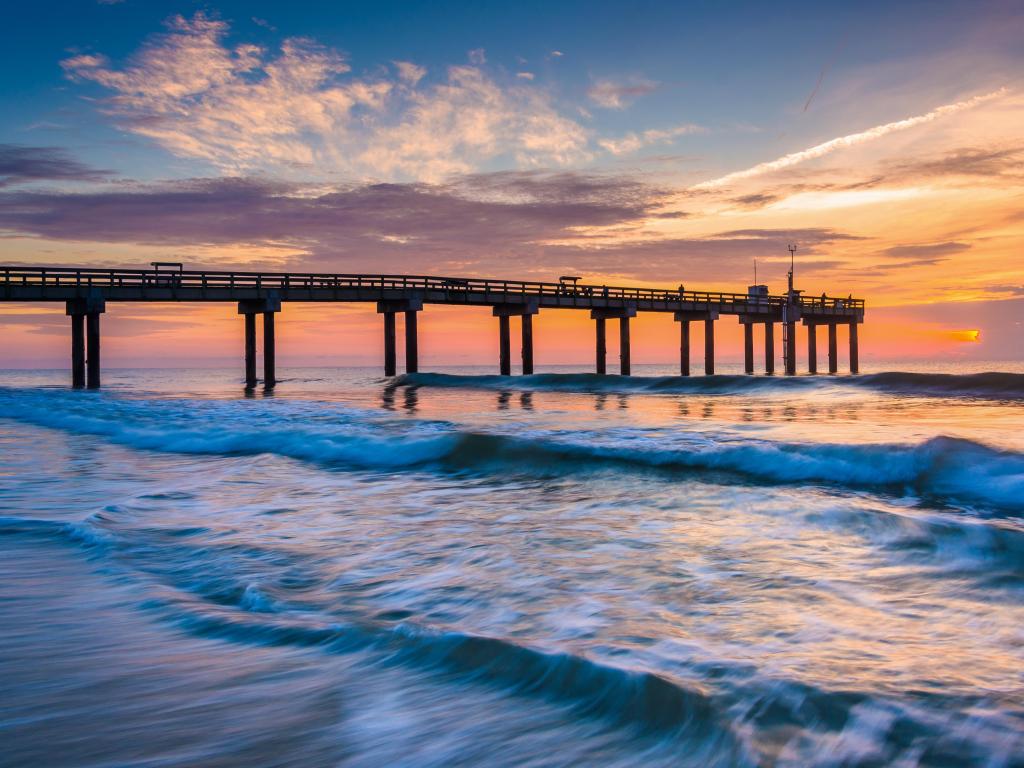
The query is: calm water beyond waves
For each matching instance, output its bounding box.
[2,363,1023,767]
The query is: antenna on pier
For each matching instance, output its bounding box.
[787,244,797,294]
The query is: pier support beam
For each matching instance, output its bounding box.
[675,310,717,376]
[807,324,818,374]
[405,311,418,374]
[785,321,797,376]
[679,320,691,376]
[239,295,282,389]
[86,312,101,389]
[592,307,636,375]
[378,298,423,376]
[244,312,258,388]
[498,315,511,375]
[619,317,631,376]
[67,295,105,389]
[521,313,534,375]
[383,311,397,376]
[493,301,539,376]
[828,323,838,374]
[705,317,715,375]
[765,322,775,375]
[263,311,276,389]
[70,312,85,389]
[849,322,859,374]
[743,323,754,375]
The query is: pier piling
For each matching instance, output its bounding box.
[849,322,859,374]
[378,298,422,376]
[743,322,754,375]
[86,312,101,389]
[244,313,257,388]
[69,310,85,389]
[680,320,691,376]
[828,323,838,374]
[785,321,797,376]
[498,315,511,375]
[492,302,538,375]
[765,322,775,375]
[593,307,637,376]
[521,313,534,375]
[405,310,418,374]
[704,317,715,376]
[807,324,817,374]
[619,317,631,376]
[239,296,281,388]
[263,311,276,389]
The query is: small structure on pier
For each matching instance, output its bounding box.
[0,265,865,389]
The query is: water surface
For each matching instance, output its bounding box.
[2,364,1022,766]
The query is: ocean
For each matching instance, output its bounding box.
[1,363,1022,767]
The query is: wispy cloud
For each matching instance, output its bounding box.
[694,88,1008,189]
[0,169,863,281]
[0,144,112,187]
[599,124,704,155]
[587,77,658,109]
[62,13,590,182]
[880,241,971,259]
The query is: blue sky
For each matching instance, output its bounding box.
[3,0,1016,181]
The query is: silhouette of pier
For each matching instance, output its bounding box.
[1,265,865,389]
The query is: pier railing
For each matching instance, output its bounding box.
[0,266,865,311]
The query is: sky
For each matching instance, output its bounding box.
[1,0,1022,367]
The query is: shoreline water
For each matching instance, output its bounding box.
[1,366,1022,766]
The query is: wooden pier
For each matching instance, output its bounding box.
[1,266,865,389]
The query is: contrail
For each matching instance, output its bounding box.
[803,34,847,113]
[694,88,1007,190]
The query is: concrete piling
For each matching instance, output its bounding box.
[849,321,859,374]
[521,313,534,375]
[498,315,511,376]
[680,319,691,376]
[405,310,418,374]
[619,316,631,376]
[86,312,101,389]
[743,322,754,375]
[70,312,85,389]
[263,311,276,389]
[808,324,818,374]
[785,321,797,376]
[704,317,715,375]
[828,323,838,374]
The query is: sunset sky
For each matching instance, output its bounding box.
[1,0,1022,367]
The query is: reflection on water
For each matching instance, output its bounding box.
[0,364,1022,767]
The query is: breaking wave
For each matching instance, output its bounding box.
[395,370,1024,399]
[0,388,1021,512]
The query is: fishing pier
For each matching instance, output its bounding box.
[0,265,865,389]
